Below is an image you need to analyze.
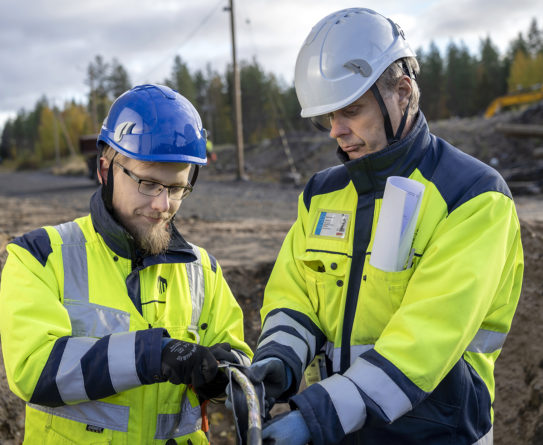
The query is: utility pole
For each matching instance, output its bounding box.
[226,0,246,180]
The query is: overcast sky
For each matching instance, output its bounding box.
[0,0,540,132]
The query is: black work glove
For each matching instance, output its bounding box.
[161,340,239,400]
[246,358,290,401]
[209,342,238,364]
[195,342,239,400]
[161,339,218,386]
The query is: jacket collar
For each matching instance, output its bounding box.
[338,111,431,195]
[89,190,197,263]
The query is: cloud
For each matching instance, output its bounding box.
[0,0,541,132]
[0,1,228,100]
[405,0,541,53]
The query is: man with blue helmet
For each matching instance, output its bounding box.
[0,84,252,444]
[241,8,523,445]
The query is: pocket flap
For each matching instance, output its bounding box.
[297,250,349,277]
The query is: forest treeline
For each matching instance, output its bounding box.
[1,18,542,164]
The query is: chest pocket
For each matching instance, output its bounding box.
[357,257,415,338]
[297,250,350,339]
[155,243,206,344]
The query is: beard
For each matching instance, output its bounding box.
[121,211,174,255]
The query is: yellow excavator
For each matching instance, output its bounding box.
[484,84,543,118]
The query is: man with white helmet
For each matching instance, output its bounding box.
[0,84,251,444]
[244,8,523,445]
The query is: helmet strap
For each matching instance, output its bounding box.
[101,151,118,214]
[394,96,412,142]
[310,117,331,133]
[189,165,200,188]
[96,144,103,178]
[370,84,396,146]
[370,83,411,146]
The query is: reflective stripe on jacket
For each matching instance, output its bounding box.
[253,112,523,445]
[0,191,252,444]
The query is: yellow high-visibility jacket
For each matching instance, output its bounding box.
[254,112,523,445]
[0,191,252,444]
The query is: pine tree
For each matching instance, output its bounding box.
[86,55,110,132]
[166,55,197,105]
[278,85,305,131]
[108,59,131,99]
[527,18,543,56]
[206,68,233,144]
[417,41,446,120]
[238,59,275,143]
[476,37,507,112]
[0,120,14,159]
[192,69,208,118]
[445,41,477,117]
[508,32,529,59]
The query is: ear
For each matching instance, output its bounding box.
[396,75,412,111]
[98,157,110,185]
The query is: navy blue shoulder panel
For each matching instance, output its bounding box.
[418,135,511,214]
[208,253,217,273]
[303,165,350,211]
[11,228,52,267]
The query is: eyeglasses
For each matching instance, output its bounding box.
[114,162,193,200]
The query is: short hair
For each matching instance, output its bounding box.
[99,144,190,170]
[100,144,118,162]
[376,57,420,115]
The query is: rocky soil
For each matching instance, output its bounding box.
[1,105,542,444]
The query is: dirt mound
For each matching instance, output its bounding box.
[429,104,543,196]
[494,219,543,444]
[211,104,543,196]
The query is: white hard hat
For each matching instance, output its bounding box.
[295,8,416,118]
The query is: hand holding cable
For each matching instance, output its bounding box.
[161,340,237,399]
[245,357,292,411]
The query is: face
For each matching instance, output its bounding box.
[328,77,412,160]
[101,156,191,255]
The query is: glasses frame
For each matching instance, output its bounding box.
[114,162,192,200]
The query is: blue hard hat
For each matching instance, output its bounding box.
[97,84,207,165]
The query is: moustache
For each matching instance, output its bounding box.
[136,210,172,221]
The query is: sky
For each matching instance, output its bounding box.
[0,0,540,132]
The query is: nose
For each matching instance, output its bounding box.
[150,188,170,212]
[329,116,350,139]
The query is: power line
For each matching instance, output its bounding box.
[136,0,225,83]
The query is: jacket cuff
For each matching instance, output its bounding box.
[290,383,345,445]
[135,328,169,384]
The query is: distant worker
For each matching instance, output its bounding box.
[241,8,524,445]
[206,134,217,163]
[0,84,251,444]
